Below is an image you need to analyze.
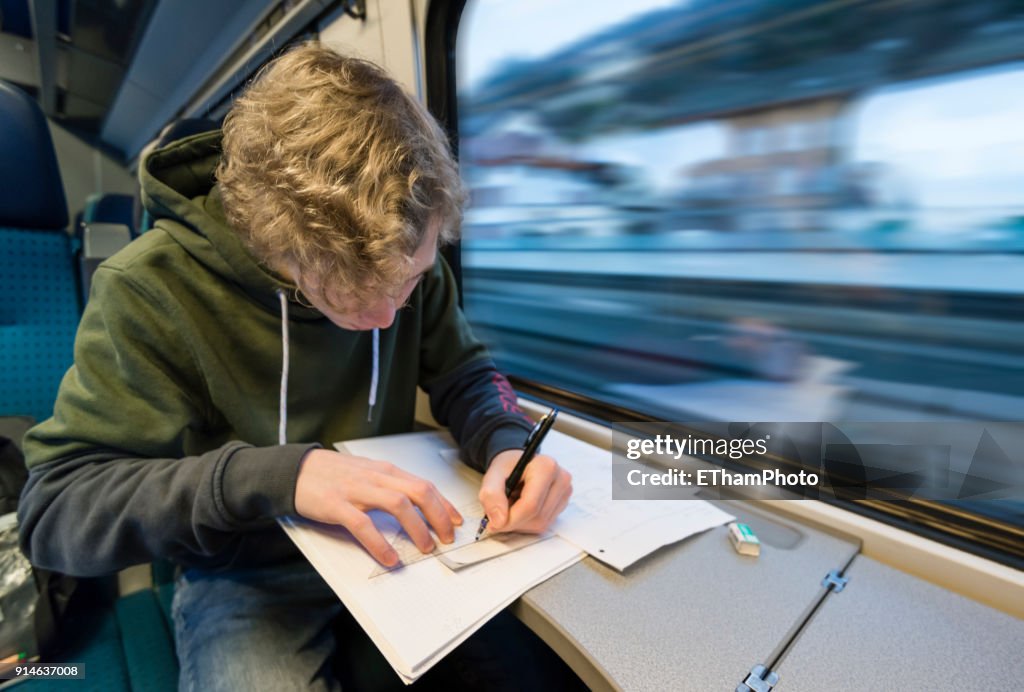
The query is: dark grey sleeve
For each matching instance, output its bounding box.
[17,441,315,577]
[423,357,534,473]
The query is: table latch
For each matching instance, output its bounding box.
[736,664,779,692]
[822,569,849,593]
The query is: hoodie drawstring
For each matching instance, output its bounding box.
[368,328,379,422]
[276,288,381,436]
[277,289,290,445]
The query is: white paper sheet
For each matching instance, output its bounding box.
[357,430,733,572]
[540,431,736,570]
[279,431,583,684]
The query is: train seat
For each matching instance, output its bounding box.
[0,80,178,690]
[0,80,78,425]
[80,193,136,235]
[77,221,132,303]
[70,194,134,306]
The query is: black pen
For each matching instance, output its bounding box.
[476,408,559,540]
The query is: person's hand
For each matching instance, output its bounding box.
[478,450,572,534]
[294,449,463,567]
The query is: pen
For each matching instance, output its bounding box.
[476,408,559,540]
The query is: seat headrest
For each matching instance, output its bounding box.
[85,193,135,233]
[0,80,68,230]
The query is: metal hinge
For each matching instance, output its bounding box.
[737,664,779,692]
[822,569,849,593]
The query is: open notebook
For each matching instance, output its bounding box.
[279,431,584,684]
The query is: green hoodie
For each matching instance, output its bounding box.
[18,131,532,576]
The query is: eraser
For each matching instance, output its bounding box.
[728,521,761,557]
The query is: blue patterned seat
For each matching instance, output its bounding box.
[0,80,78,424]
[1,80,178,691]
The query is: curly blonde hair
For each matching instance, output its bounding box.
[217,42,465,308]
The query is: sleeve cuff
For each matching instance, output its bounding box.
[483,424,531,471]
[219,443,321,525]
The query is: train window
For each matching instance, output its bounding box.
[453,0,1024,558]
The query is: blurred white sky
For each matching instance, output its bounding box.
[458,0,684,89]
[853,64,1024,209]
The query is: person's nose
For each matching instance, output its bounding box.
[359,297,397,329]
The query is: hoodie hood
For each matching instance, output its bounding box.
[140,130,322,321]
[140,129,383,432]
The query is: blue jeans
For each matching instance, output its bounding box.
[172,560,344,692]
[172,559,584,691]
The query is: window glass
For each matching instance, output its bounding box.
[457,0,1024,532]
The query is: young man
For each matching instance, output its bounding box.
[18,43,573,689]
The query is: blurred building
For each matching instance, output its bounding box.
[682,97,851,233]
[464,112,652,238]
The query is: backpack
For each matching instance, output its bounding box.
[0,436,77,663]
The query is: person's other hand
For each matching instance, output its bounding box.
[294,449,463,566]
[478,450,572,534]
